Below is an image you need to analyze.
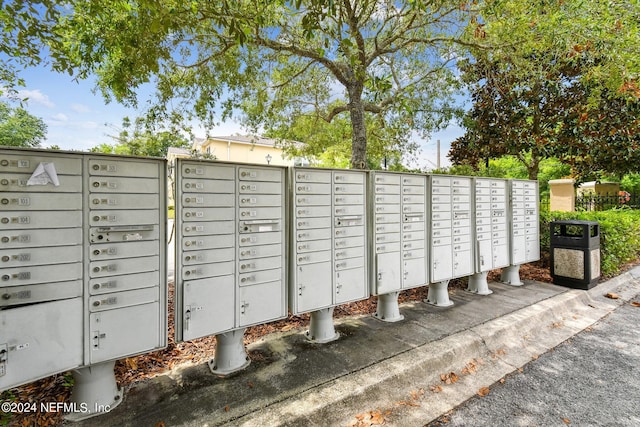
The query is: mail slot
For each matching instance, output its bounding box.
[0,173,82,192]
[90,193,159,209]
[89,177,158,193]
[89,159,159,178]
[90,271,159,295]
[181,163,235,179]
[0,281,82,308]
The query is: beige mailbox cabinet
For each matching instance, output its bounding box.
[174,159,287,373]
[0,148,167,417]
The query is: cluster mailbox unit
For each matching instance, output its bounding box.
[174,159,287,374]
[289,167,369,342]
[0,147,542,420]
[369,171,428,321]
[0,147,167,418]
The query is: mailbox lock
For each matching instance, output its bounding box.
[0,179,7,185]
[93,301,101,307]
[0,198,8,205]
[93,249,101,256]
[92,181,100,188]
[92,164,100,171]
[0,159,8,166]
[1,256,8,262]
[1,218,8,224]
[1,275,9,281]
[93,215,100,221]
[2,293,10,300]
[1,237,8,243]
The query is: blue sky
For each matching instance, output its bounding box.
[4,66,459,169]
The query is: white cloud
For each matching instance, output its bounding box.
[51,113,68,122]
[16,89,55,108]
[71,103,91,113]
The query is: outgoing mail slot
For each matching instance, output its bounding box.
[1,210,81,229]
[0,228,82,248]
[90,271,159,295]
[335,204,365,216]
[0,154,81,174]
[89,256,158,278]
[295,170,331,183]
[238,255,282,273]
[182,207,234,221]
[0,245,82,267]
[295,194,331,206]
[334,183,363,194]
[181,163,235,180]
[296,250,332,265]
[183,193,234,207]
[296,240,331,253]
[240,220,281,233]
[90,209,159,227]
[239,194,282,207]
[335,215,364,227]
[89,177,158,194]
[183,234,234,251]
[183,247,235,265]
[182,221,234,236]
[90,225,159,243]
[239,268,281,286]
[295,206,331,217]
[240,243,282,260]
[89,159,159,178]
[297,228,332,242]
[1,262,82,287]
[0,173,82,192]
[90,193,159,210]
[0,193,81,210]
[183,261,234,280]
[239,231,281,247]
[238,181,281,194]
[0,280,82,308]
[89,287,159,312]
[182,178,233,193]
[239,167,282,182]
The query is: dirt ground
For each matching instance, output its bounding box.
[0,260,564,427]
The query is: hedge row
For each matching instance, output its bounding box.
[540,208,640,277]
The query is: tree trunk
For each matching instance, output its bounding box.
[347,83,367,170]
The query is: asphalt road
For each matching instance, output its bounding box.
[428,293,640,427]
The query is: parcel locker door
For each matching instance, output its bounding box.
[295,262,332,313]
[335,263,367,304]
[375,252,401,294]
[431,246,453,282]
[239,281,285,327]
[476,239,493,272]
[0,298,83,389]
[181,276,235,341]
[403,258,427,288]
[89,302,161,364]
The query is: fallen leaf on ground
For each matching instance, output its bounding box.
[630,301,640,307]
[224,405,230,412]
[154,422,166,427]
[430,385,443,393]
[281,324,295,332]
[440,372,459,385]
[562,417,571,424]
[605,292,620,299]
[477,387,490,397]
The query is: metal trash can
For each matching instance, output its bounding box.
[550,220,600,289]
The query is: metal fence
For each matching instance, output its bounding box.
[575,193,640,211]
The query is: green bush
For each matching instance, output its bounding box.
[540,208,640,277]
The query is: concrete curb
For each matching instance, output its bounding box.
[230,275,639,427]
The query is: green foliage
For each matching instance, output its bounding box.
[540,209,640,277]
[91,117,191,157]
[0,101,47,147]
[620,173,640,193]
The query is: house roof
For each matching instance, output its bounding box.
[200,135,281,148]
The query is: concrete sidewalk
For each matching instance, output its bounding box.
[73,268,640,427]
